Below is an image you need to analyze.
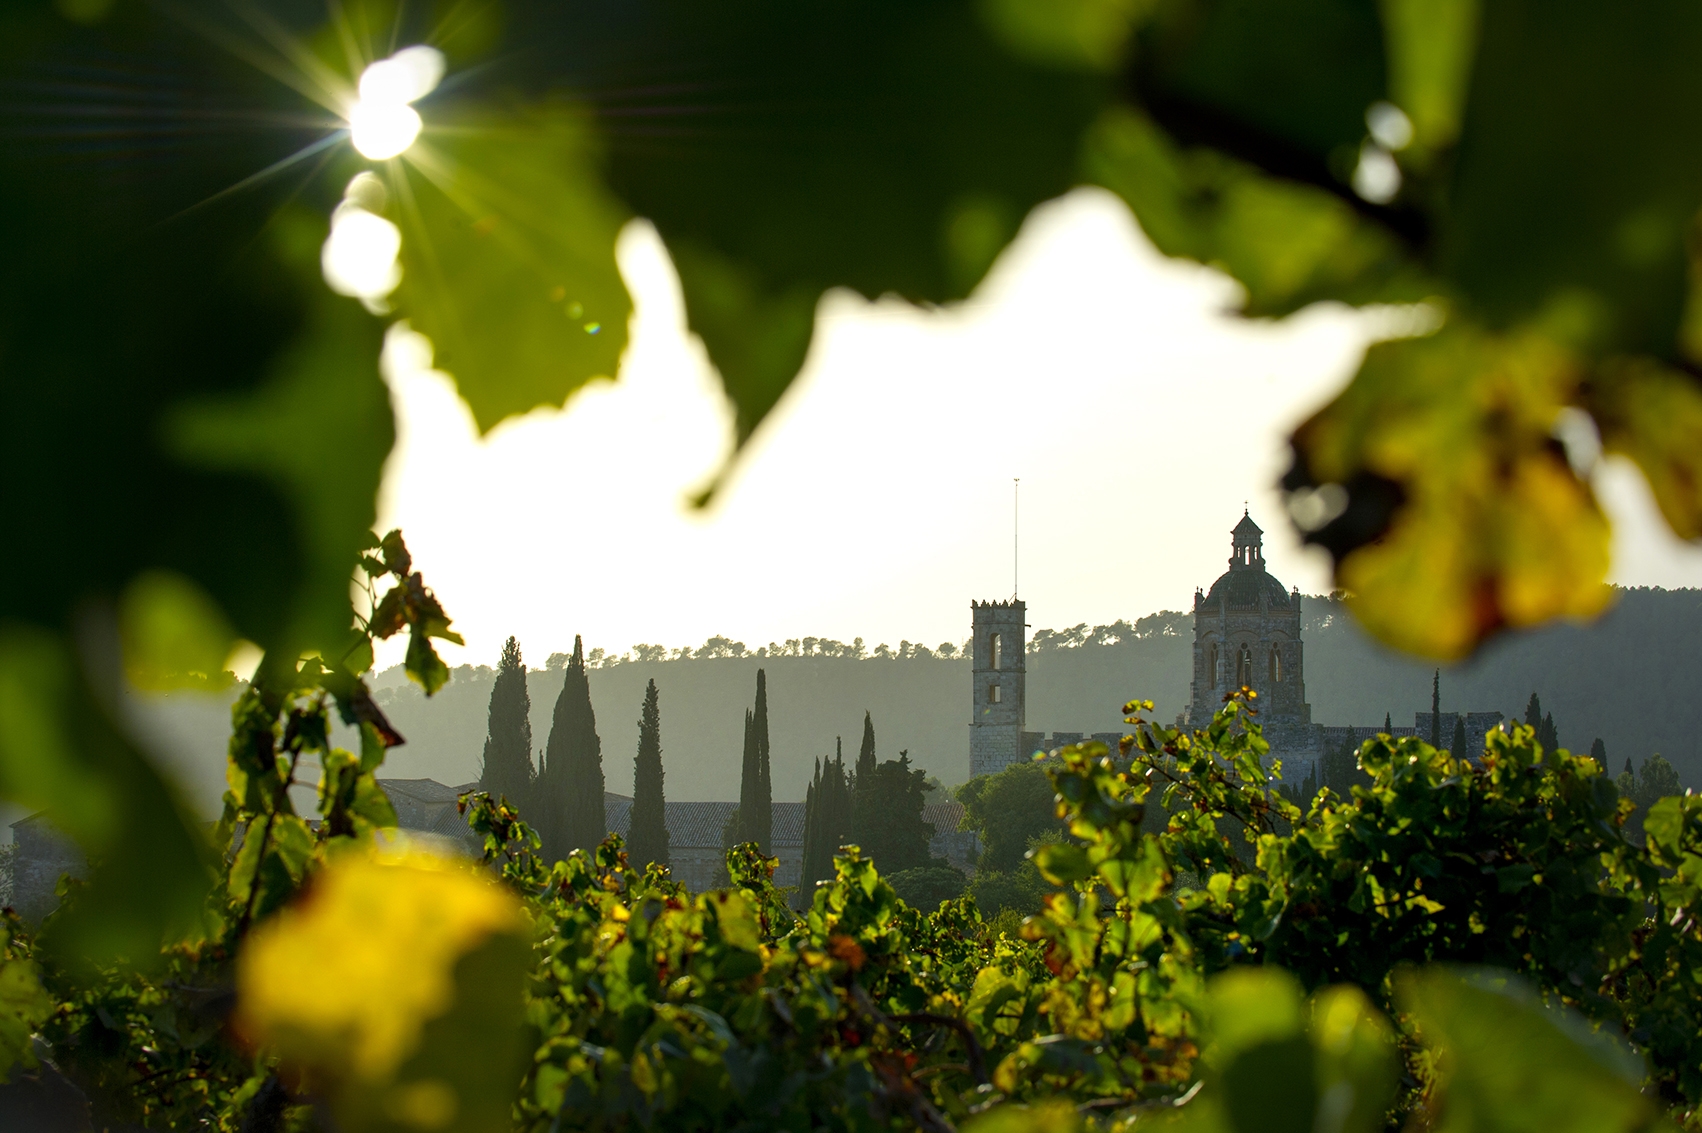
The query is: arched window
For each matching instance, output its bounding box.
[988,683,1002,704]
[1207,644,1219,688]
[1270,646,1282,683]
[1236,644,1252,687]
[990,632,1002,671]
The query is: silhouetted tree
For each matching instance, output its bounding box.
[1525,692,1543,730]
[628,679,668,869]
[852,751,934,874]
[1451,713,1468,759]
[1590,737,1608,765]
[478,636,534,813]
[1383,711,1392,733]
[736,670,772,851]
[1430,669,1441,747]
[801,739,852,889]
[541,635,604,859]
[1539,711,1559,753]
[850,710,878,833]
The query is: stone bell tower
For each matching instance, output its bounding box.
[969,599,1026,778]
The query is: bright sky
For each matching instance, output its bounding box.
[373,187,1702,669]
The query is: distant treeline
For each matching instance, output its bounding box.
[128,588,1702,820]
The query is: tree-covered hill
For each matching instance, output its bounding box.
[120,587,1702,821]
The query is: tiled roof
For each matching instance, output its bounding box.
[922,801,965,834]
[660,801,737,848]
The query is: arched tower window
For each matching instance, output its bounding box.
[1270,646,1281,683]
[989,632,1002,670]
[1236,644,1253,687]
[1207,644,1219,688]
[988,684,1001,704]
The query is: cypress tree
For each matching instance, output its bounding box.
[541,635,605,859]
[478,636,534,813]
[1590,737,1608,764]
[851,712,879,847]
[628,679,669,869]
[1451,713,1468,759]
[802,739,854,887]
[1539,711,1559,753]
[802,758,823,886]
[755,669,772,851]
[1429,670,1441,747]
[1524,692,1543,730]
[735,669,773,852]
[1383,711,1391,734]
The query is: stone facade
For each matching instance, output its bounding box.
[10,814,85,925]
[969,599,1028,778]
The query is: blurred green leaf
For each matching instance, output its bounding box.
[1310,984,1397,1133]
[979,0,1150,71]
[1379,0,1478,155]
[1084,108,1429,317]
[392,104,633,432]
[0,626,213,970]
[1206,968,1315,1133]
[1134,0,1385,163]
[1399,968,1667,1133]
[0,927,50,1084]
[1443,0,1702,358]
[167,233,391,655]
[526,0,1107,458]
[119,571,237,692]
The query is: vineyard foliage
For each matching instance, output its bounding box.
[7,671,1702,1132]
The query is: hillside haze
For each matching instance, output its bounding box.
[125,588,1702,820]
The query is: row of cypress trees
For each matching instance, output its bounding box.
[476,636,669,868]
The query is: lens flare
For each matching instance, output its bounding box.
[347,45,444,160]
[323,173,402,307]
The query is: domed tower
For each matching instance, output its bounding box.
[1186,511,1310,727]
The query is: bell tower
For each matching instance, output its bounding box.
[969,599,1026,778]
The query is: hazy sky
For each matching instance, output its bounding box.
[373,188,1702,670]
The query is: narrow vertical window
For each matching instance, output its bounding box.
[1270,647,1281,683]
[1207,644,1219,688]
[989,632,1002,671]
[989,684,1002,704]
[1237,644,1252,687]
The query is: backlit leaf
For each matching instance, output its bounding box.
[1289,321,1611,658]
[392,104,633,432]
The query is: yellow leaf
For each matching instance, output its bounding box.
[1292,320,1611,658]
[235,844,523,1081]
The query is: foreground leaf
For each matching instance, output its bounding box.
[393,104,633,432]
[1399,968,1666,1133]
[234,844,530,1132]
[1287,321,1611,658]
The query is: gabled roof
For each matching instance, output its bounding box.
[923,801,966,834]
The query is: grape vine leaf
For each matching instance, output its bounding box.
[391,103,633,432]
